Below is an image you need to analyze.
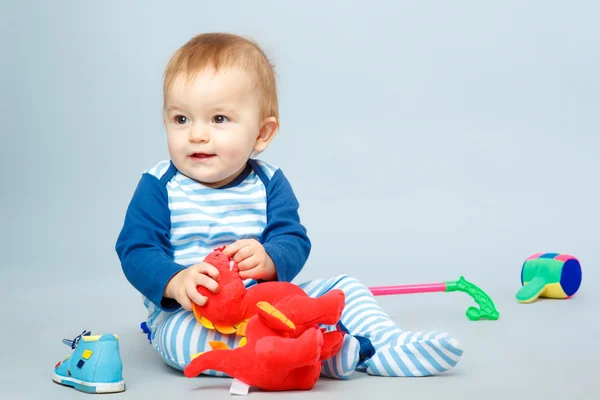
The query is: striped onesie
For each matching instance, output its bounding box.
[115,159,464,379]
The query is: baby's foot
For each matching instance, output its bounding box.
[320,333,361,380]
[365,332,463,377]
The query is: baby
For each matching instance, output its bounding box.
[115,32,463,379]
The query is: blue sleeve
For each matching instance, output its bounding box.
[259,169,311,282]
[115,173,185,311]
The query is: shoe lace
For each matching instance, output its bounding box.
[62,330,91,349]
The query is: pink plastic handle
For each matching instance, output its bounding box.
[369,282,447,296]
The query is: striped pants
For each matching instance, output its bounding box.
[148,275,464,378]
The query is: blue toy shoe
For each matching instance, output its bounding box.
[52,330,126,393]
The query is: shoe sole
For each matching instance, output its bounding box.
[52,371,126,393]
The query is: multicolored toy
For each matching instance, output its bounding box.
[183,248,346,392]
[369,276,499,321]
[516,252,582,303]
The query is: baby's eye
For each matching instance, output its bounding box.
[174,115,188,124]
[213,115,229,124]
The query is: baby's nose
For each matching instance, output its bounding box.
[189,125,209,142]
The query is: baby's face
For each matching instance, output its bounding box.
[164,67,263,188]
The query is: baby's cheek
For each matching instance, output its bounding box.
[167,136,183,154]
[221,144,246,161]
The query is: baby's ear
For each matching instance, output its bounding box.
[254,117,278,153]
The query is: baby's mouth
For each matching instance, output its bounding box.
[190,152,215,159]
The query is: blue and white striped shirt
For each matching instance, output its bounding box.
[115,159,311,320]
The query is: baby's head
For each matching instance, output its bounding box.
[162,33,279,188]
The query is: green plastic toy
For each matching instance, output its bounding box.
[369,276,500,321]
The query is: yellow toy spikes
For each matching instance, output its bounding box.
[208,341,231,351]
[236,321,248,336]
[189,339,240,361]
[195,311,244,334]
[214,324,237,335]
[256,301,296,331]
[199,316,214,330]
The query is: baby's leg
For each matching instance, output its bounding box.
[299,275,463,378]
[361,330,463,377]
[149,309,243,377]
[298,276,364,379]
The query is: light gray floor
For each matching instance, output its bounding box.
[4,264,598,400]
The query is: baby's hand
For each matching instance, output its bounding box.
[163,262,220,311]
[223,239,276,281]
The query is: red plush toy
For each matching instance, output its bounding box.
[183,248,346,392]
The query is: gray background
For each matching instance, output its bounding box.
[2,0,599,399]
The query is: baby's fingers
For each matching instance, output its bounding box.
[222,240,246,257]
[178,294,194,311]
[223,239,255,260]
[186,283,209,307]
[239,267,262,280]
[238,255,259,272]
[194,262,220,282]
[195,272,220,294]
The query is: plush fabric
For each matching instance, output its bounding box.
[184,248,346,391]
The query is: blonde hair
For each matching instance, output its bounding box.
[163,32,279,122]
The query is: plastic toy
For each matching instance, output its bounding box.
[369,276,499,321]
[516,252,582,303]
[184,248,346,392]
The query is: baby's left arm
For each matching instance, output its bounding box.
[257,169,311,282]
